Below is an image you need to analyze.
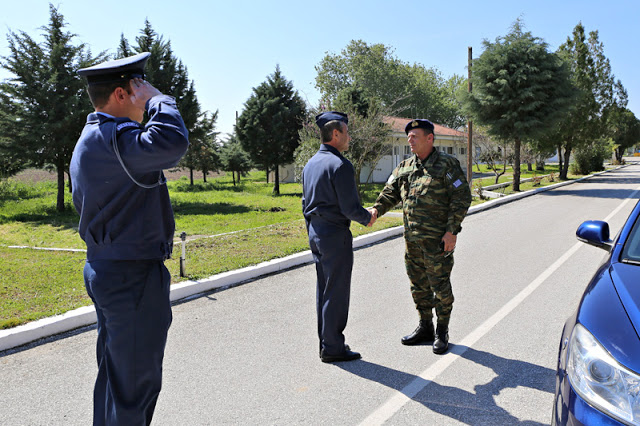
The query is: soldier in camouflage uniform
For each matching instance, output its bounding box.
[372,119,471,354]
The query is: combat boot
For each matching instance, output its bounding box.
[433,324,449,354]
[401,320,434,345]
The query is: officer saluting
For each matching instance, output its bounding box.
[70,53,189,425]
[302,111,376,363]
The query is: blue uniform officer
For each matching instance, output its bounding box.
[70,53,189,425]
[301,111,377,363]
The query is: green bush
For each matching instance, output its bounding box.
[0,179,36,200]
[571,142,609,175]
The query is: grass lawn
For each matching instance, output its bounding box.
[0,246,87,329]
[0,171,402,329]
[0,163,606,329]
[472,163,580,186]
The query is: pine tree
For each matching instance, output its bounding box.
[116,34,131,57]
[461,19,574,190]
[220,135,252,186]
[610,107,640,162]
[0,4,100,211]
[181,110,220,184]
[552,23,626,179]
[236,65,306,195]
[120,20,201,131]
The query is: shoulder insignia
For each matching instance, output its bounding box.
[453,179,462,188]
[386,174,396,185]
[116,122,139,132]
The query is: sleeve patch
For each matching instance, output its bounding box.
[386,174,395,185]
[116,122,139,132]
[453,179,462,188]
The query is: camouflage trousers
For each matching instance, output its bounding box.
[404,238,454,327]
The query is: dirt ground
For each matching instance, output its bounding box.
[11,168,221,183]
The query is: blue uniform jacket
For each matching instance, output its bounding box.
[70,95,189,261]
[302,144,372,229]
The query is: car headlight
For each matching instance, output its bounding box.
[567,323,640,424]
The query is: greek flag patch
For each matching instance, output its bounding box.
[453,179,462,188]
[117,122,139,132]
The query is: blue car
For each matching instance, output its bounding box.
[553,199,640,425]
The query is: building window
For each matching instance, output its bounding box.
[446,147,453,155]
[459,147,466,155]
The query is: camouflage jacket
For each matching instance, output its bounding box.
[373,150,472,242]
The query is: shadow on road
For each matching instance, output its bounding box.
[338,346,553,425]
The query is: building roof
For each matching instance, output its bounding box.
[383,116,467,138]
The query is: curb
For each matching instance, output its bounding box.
[0,165,627,353]
[469,167,617,214]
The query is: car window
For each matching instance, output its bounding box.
[621,214,640,265]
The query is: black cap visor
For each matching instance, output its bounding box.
[84,71,145,86]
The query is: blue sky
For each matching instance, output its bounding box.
[1,0,638,137]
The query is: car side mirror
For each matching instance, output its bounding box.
[576,220,613,252]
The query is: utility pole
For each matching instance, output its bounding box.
[467,47,473,185]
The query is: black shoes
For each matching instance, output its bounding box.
[433,324,449,355]
[401,320,435,345]
[320,345,361,363]
[402,320,449,354]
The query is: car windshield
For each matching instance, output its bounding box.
[621,213,640,265]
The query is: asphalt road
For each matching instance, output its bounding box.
[2,164,640,425]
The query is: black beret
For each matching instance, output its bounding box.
[315,111,348,129]
[78,52,151,86]
[405,119,434,134]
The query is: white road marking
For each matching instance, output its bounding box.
[359,185,640,425]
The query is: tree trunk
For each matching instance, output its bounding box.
[265,166,269,183]
[232,171,236,186]
[67,170,73,193]
[272,165,280,195]
[365,168,375,185]
[203,171,208,183]
[615,147,623,163]
[527,162,533,172]
[353,164,364,201]
[353,163,362,187]
[560,146,572,180]
[513,137,521,192]
[189,168,194,186]
[57,165,65,212]
[557,145,563,174]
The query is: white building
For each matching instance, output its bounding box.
[360,116,468,183]
[272,116,469,184]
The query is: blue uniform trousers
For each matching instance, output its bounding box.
[84,259,172,426]
[307,220,354,356]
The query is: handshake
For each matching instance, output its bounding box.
[366,207,378,227]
